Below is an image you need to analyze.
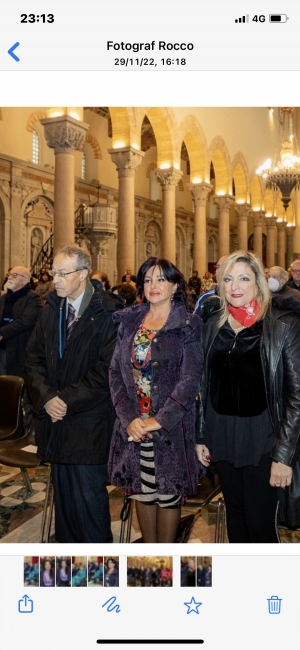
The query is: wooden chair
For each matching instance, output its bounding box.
[0,420,54,542]
[0,375,24,441]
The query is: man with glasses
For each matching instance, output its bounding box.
[26,245,121,543]
[286,260,300,291]
[0,266,42,426]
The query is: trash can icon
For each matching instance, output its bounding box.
[267,596,282,614]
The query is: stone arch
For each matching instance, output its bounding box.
[145,219,162,259]
[208,136,232,195]
[23,195,54,269]
[249,174,263,209]
[109,107,137,148]
[0,185,11,217]
[264,187,275,215]
[85,132,102,159]
[0,196,9,280]
[26,111,47,132]
[232,152,249,202]
[207,231,218,264]
[137,107,177,168]
[176,224,186,272]
[20,190,54,219]
[177,114,209,182]
[146,162,156,178]
[0,196,5,219]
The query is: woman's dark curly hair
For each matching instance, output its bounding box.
[136,257,188,307]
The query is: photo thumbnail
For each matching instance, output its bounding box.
[127,556,173,587]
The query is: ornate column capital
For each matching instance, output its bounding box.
[41,115,89,153]
[213,194,235,210]
[286,225,296,236]
[250,210,265,226]
[265,216,278,229]
[276,220,287,232]
[154,167,183,188]
[187,181,212,206]
[108,147,144,177]
[235,202,251,221]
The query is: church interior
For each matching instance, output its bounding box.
[1,106,300,544]
[1,106,300,284]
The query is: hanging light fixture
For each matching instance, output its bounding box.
[256,107,300,211]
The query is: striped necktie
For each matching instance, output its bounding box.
[66,303,76,339]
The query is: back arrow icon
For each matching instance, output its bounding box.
[8,42,20,62]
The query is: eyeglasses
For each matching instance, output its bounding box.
[291,269,300,274]
[51,268,83,278]
[8,273,26,279]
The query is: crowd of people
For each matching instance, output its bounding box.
[180,557,212,587]
[127,559,172,587]
[1,247,300,544]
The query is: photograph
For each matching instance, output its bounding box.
[127,556,172,587]
[180,556,197,587]
[0,106,300,545]
[24,556,39,586]
[104,557,119,587]
[56,556,71,587]
[197,557,212,587]
[88,556,104,586]
[71,557,87,587]
[40,556,55,587]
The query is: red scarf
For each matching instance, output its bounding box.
[227,298,259,327]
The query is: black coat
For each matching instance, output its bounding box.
[198,288,300,527]
[25,283,120,465]
[0,288,42,376]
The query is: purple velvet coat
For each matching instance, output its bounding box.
[108,301,204,495]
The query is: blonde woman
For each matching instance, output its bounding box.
[197,250,300,543]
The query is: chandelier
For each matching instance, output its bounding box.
[256,107,300,211]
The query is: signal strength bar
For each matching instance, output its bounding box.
[235,14,249,23]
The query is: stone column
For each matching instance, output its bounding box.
[213,195,235,257]
[187,182,212,277]
[265,217,277,268]
[109,147,144,281]
[286,225,295,267]
[293,191,300,257]
[236,203,251,251]
[185,221,192,280]
[155,168,183,263]
[10,181,24,266]
[251,211,265,261]
[41,115,89,254]
[277,221,287,268]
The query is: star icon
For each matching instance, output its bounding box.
[184,596,202,614]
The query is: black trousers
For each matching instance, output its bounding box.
[51,463,113,543]
[214,453,279,543]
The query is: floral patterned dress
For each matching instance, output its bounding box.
[129,323,181,507]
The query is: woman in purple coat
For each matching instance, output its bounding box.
[108,257,203,542]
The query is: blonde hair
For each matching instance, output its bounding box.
[217,250,271,327]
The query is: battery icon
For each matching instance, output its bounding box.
[269,14,289,22]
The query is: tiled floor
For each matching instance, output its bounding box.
[0,465,299,544]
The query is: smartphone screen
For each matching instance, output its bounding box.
[0,2,299,648]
